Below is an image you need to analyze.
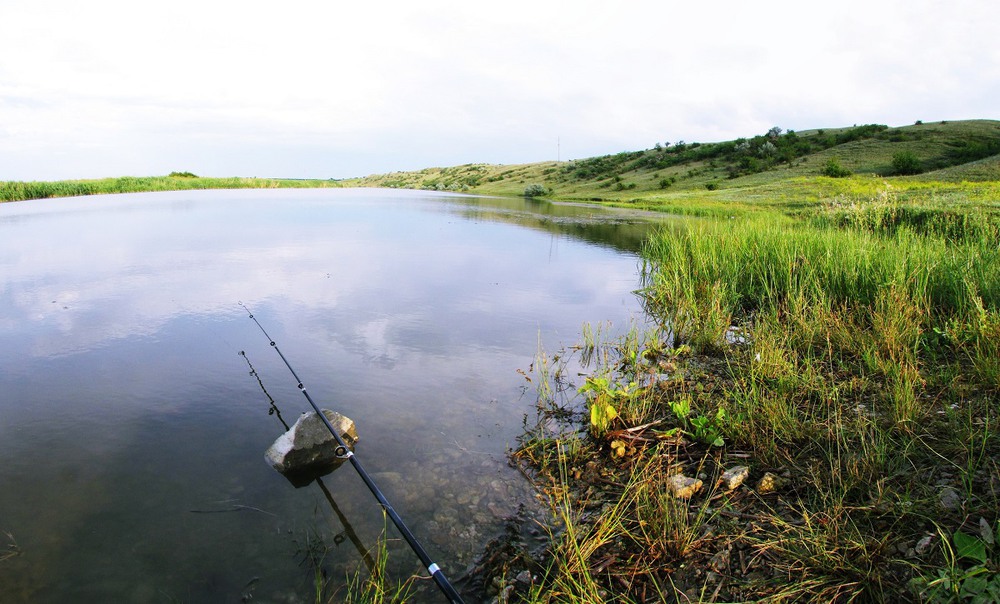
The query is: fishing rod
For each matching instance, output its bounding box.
[239,350,289,430]
[241,348,377,574]
[240,303,466,604]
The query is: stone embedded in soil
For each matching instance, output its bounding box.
[666,474,703,498]
[264,409,358,475]
[914,533,935,556]
[756,472,785,494]
[938,486,962,511]
[709,548,731,572]
[719,466,749,491]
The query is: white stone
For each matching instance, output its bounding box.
[265,409,358,474]
[666,474,703,498]
[719,466,750,491]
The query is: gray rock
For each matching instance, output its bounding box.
[939,487,962,511]
[265,409,358,475]
[914,533,935,556]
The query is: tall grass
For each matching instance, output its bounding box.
[294,515,416,604]
[814,183,1000,244]
[526,445,633,603]
[512,186,1000,602]
[339,525,416,604]
[641,209,1000,364]
[628,191,1000,599]
[0,175,340,203]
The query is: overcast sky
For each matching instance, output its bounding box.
[1,0,997,181]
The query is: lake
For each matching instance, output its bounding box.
[0,188,656,602]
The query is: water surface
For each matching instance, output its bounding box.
[0,188,655,602]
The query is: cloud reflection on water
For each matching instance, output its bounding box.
[0,188,657,601]
[0,189,651,361]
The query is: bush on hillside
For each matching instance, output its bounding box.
[891,151,923,176]
[523,184,549,197]
[822,158,853,178]
[947,139,1000,164]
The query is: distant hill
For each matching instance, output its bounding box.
[5,120,997,205]
[343,119,1000,201]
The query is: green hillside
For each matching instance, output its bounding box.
[491,120,1000,603]
[3,120,997,207]
[344,119,1000,203]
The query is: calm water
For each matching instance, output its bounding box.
[0,188,655,602]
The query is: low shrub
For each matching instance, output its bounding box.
[523,184,549,197]
[892,151,923,175]
[822,158,853,178]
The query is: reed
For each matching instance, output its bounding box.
[338,520,416,604]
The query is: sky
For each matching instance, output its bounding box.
[1,0,998,182]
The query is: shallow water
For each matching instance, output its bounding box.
[0,188,655,602]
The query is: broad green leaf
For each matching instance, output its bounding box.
[962,575,988,595]
[954,531,988,563]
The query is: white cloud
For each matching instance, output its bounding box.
[1,0,998,180]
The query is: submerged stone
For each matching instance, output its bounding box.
[264,410,358,485]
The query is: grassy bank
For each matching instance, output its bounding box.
[505,184,1000,602]
[0,173,340,203]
